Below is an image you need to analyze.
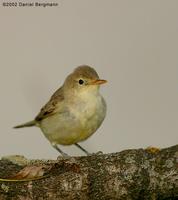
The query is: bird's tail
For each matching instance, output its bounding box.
[13,120,36,129]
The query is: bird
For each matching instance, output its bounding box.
[14,65,107,156]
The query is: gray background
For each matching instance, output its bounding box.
[0,0,178,159]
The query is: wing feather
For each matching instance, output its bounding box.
[35,87,64,121]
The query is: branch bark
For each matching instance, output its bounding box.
[0,145,177,200]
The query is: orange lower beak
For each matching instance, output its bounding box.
[90,79,107,85]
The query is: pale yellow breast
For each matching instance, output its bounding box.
[39,91,106,145]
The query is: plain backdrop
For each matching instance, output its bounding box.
[0,0,178,159]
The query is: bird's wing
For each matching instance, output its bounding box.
[35,87,64,121]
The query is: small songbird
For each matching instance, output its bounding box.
[14,65,107,156]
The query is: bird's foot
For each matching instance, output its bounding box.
[89,151,103,156]
[52,143,70,158]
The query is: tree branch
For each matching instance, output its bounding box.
[0,145,177,200]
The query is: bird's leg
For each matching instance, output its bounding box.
[52,143,69,157]
[75,143,90,155]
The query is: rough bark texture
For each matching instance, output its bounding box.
[0,145,177,200]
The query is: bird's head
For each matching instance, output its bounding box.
[63,65,107,96]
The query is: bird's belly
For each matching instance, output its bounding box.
[40,97,106,145]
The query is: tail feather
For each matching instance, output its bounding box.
[13,120,36,129]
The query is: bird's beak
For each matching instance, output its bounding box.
[89,79,107,85]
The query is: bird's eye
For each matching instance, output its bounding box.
[78,79,84,85]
